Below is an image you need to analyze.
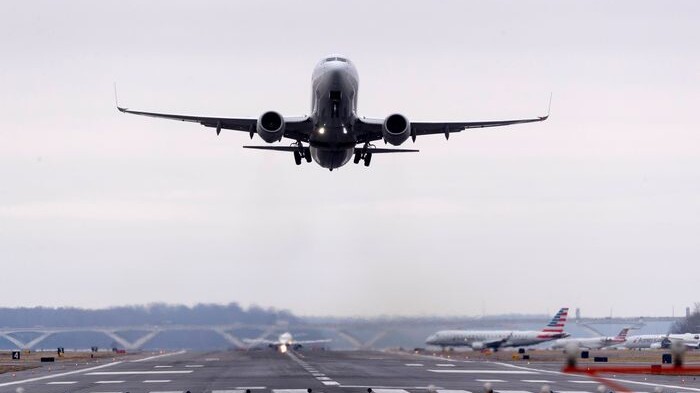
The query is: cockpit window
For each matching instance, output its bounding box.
[325,57,348,63]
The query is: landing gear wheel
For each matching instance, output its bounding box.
[293,151,302,165]
[304,148,312,163]
[363,152,372,167]
[353,151,362,164]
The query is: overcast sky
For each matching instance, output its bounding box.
[1,0,698,318]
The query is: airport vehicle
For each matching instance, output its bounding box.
[425,307,570,350]
[117,55,548,170]
[551,328,629,350]
[244,332,330,353]
[622,333,700,349]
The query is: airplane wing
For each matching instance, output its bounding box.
[117,106,314,142]
[242,338,277,346]
[293,339,331,345]
[355,115,548,143]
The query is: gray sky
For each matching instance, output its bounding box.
[1,0,699,317]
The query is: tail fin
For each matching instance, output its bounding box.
[615,328,630,339]
[541,307,569,333]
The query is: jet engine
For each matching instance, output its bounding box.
[382,113,410,146]
[257,111,285,143]
[471,342,484,350]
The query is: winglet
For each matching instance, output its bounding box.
[544,92,552,119]
[114,83,127,112]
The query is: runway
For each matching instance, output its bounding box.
[0,350,698,393]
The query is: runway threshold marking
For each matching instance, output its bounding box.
[428,370,537,374]
[87,371,194,375]
[0,360,122,388]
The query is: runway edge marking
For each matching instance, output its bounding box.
[0,361,123,387]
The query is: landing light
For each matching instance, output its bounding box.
[342,127,347,134]
[318,127,325,135]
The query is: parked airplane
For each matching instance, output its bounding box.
[117,55,548,170]
[622,333,700,349]
[551,328,629,350]
[244,332,330,353]
[425,307,570,351]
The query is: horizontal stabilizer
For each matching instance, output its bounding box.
[243,146,419,153]
[356,148,419,154]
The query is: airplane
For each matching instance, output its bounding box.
[116,55,549,170]
[243,332,330,353]
[621,333,700,349]
[425,307,570,351]
[550,327,629,350]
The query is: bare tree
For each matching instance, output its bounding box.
[671,303,700,333]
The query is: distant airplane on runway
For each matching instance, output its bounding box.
[117,55,549,170]
[550,327,629,350]
[425,307,570,351]
[244,332,330,353]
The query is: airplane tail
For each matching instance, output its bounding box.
[541,307,569,334]
[615,328,630,339]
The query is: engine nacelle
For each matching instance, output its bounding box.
[382,113,410,146]
[650,342,663,349]
[471,342,484,350]
[257,111,285,143]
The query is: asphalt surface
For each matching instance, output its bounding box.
[0,350,698,393]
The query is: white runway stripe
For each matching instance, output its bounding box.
[132,350,187,362]
[148,391,183,393]
[235,387,266,390]
[0,360,121,388]
[521,380,554,383]
[185,364,204,368]
[212,391,245,393]
[322,381,340,386]
[155,365,173,368]
[46,381,78,384]
[569,381,598,384]
[87,371,193,375]
[497,391,533,393]
[436,363,456,367]
[476,379,506,383]
[144,380,172,383]
[429,369,537,374]
[437,390,473,393]
[273,390,313,393]
[95,380,125,384]
[405,363,423,366]
[371,389,411,393]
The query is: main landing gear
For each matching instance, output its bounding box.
[292,143,312,166]
[353,143,373,167]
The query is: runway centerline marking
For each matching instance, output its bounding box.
[405,363,424,366]
[212,390,245,393]
[436,363,456,367]
[476,379,506,383]
[322,381,340,386]
[521,380,555,383]
[47,381,78,384]
[428,369,537,374]
[498,390,533,393]
[235,387,266,390]
[273,390,315,393]
[95,380,125,384]
[154,365,173,368]
[185,364,204,367]
[569,381,599,384]
[87,371,194,375]
[144,380,172,383]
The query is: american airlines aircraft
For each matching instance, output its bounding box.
[622,333,700,349]
[550,328,629,350]
[117,55,548,170]
[425,307,570,350]
[244,332,330,353]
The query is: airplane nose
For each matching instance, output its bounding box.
[426,335,436,344]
